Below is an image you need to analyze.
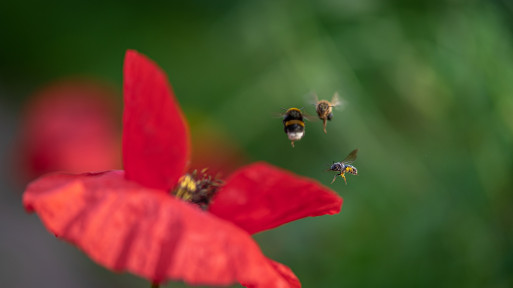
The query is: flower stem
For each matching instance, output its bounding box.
[150,283,159,288]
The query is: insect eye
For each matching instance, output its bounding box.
[327,113,333,120]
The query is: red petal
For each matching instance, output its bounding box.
[123,50,190,191]
[209,162,343,234]
[23,171,299,287]
[264,260,301,288]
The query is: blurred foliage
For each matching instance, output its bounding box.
[1,0,513,287]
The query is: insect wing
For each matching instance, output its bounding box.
[302,110,316,121]
[331,92,345,109]
[341,149,358,164]
[306,92,320,106]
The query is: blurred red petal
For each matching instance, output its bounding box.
[23,171,299,287]
[123,50,190,191]
[209,162,343,234]
[18,80,121,180]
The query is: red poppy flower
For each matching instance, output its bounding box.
[23,50,343,287]
[17,80,121,181]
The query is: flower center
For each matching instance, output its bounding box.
[174,168,224,210]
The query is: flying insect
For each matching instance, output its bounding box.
[314,92,343,133]
[282,107,305,147]
[329,149,358,184]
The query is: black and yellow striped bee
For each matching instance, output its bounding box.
[314,92,343,134]
[282,107,305,147]
[329,149,358,184]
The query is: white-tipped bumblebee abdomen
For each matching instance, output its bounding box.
[287,131,304,141]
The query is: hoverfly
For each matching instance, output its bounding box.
[282,107,305,147]
[314,92,343,134]
[329,149,358,184]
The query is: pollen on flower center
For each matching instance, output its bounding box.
[174,168,224,210]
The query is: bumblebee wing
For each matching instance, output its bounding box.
[273,110,286,119]
[275,107,293,118]
[302,110,317,121]
[342,149,358,164]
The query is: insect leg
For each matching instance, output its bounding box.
[331,174,339,184]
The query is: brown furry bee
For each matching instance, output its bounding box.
[282,107,305,147]
[314,92,343,134]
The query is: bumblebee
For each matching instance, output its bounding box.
[282,107,305,147]
[329,149,358,184]
[314,92,342,134]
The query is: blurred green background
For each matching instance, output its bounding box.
[1,0,513,287]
